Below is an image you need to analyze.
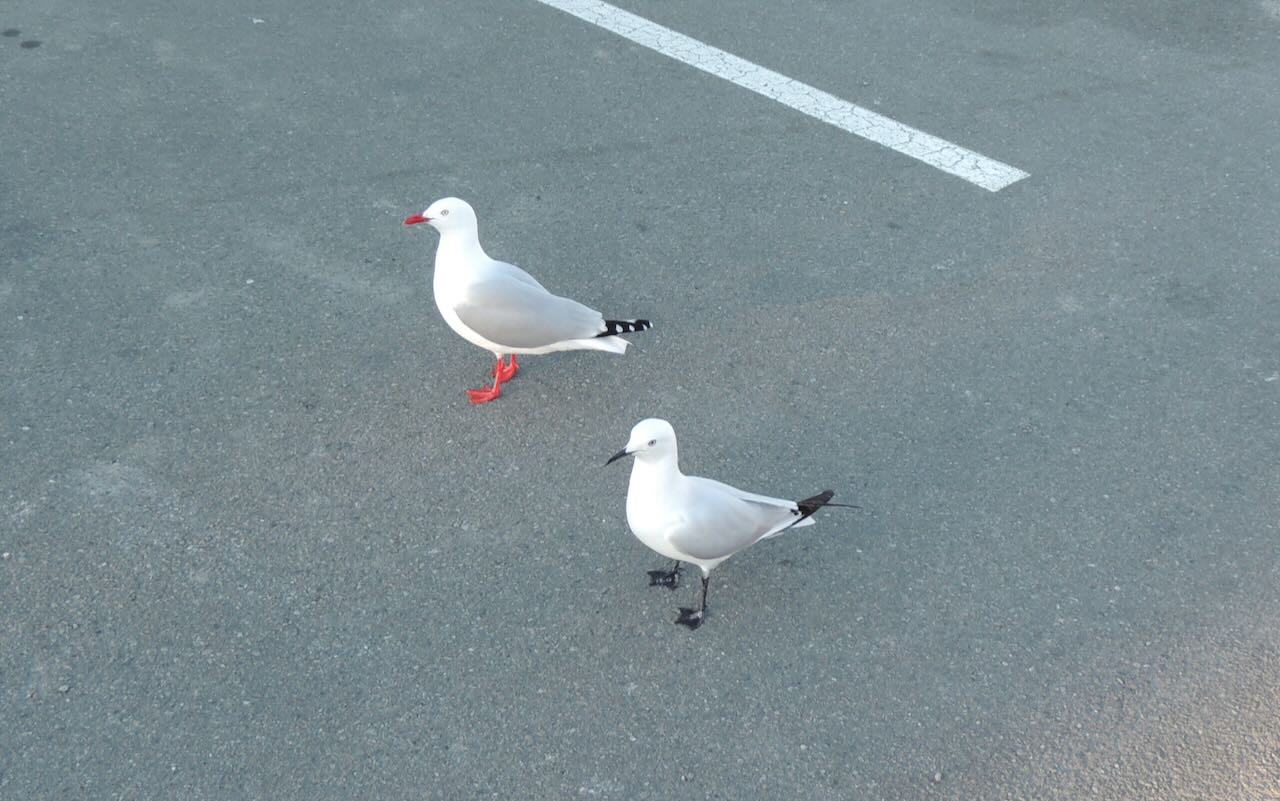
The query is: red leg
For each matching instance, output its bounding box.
[495,354,519,383]
[467,366,503,404]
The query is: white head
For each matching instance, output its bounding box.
[403,197,478,236]
[606,418,679,466]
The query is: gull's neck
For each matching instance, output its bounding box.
[629,449,683,489]
[434,226,489,270]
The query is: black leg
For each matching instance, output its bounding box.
[647,560,682,590]
[675,574,710,629]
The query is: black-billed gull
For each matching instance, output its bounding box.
[607,418,856,628]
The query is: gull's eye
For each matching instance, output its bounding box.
[440,208,450,216]
[647,439,657,447]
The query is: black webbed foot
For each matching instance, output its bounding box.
[675,607,705,629]
[647,564,682,590]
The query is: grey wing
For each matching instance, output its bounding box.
[454,277,606,349]
[666,478,796,561]
[490,259,547,291]
[697,476,811,538]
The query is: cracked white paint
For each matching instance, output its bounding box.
[534,0,1030,191]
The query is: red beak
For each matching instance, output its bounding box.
[403,213,431,225]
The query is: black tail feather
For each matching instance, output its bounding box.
[597,319,653,338]
[796,490,860,520]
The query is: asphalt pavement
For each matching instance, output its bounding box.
[3,0,1279,798]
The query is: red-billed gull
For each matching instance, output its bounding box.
[405,197,651,404]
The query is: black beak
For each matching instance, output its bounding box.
[605,448,631,466]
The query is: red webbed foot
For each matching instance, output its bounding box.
[493,355,519,383]
[467,370,503,404]
[466,385,502,404]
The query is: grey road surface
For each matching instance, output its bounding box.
[3,0,1279,798]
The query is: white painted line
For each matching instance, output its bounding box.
[532,0,1029,192]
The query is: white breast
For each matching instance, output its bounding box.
[625,465,687,563]
[433,242,505,356]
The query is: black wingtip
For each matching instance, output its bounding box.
[597,319,653,338]
[796,490,860,518]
